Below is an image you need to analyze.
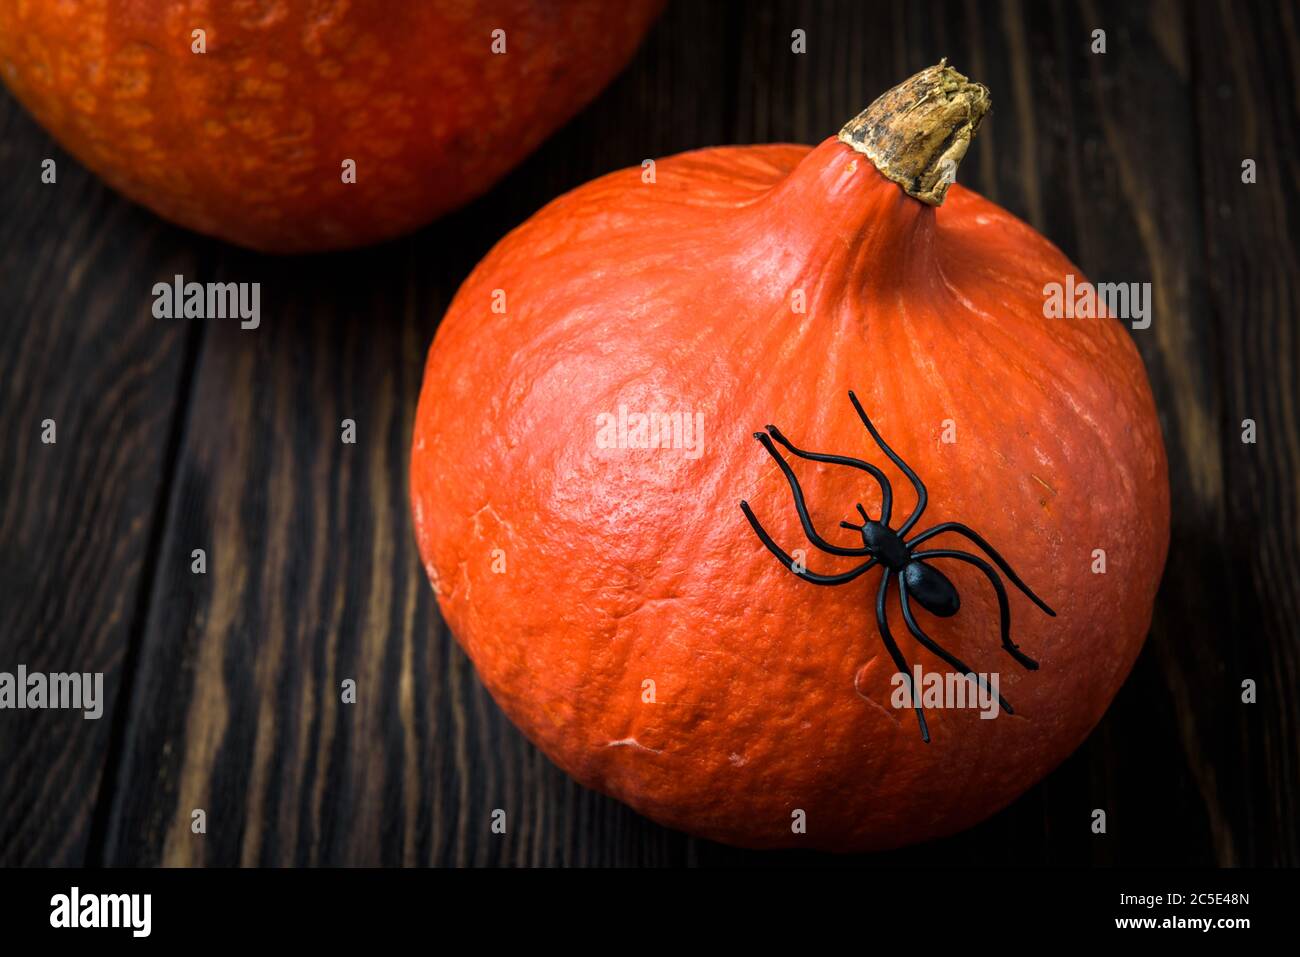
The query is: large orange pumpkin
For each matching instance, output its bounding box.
[0,0,662,252]
[411,64,1170,850]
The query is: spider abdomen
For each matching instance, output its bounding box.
[903,560,960,617]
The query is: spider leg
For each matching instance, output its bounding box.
[875,569,930,742]
[905,522,1056,617]
[740,501,878,585]
[753,432,870,556]
[898,576,1014,713]
[912,548,1040,670]
[840,521,861,531]
[847,391,927,535]
[765,424,893,525]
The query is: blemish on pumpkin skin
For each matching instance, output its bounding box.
[606,737,663,754]
[470,502,513,538]
[422,558,441,596]
[854,657,902,726]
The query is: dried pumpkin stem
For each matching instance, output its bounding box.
[838,60,990,206]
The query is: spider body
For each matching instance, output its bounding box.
[860,520,960,618]
[739,391,1056,743]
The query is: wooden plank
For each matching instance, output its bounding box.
[0,95,198,864]
[1189,0,1300,867]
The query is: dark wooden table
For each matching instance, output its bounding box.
[1,0,1296,867]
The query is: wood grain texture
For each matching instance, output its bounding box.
[1190,0,1300,866]
[0,0,1295,866]
[0,101,201,865]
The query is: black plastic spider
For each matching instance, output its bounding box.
[739,390,1056,743]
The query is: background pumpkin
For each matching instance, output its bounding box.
[411,63,1170,851]
[0,0,663,253]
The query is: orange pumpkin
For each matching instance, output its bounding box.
[411,64,1170,850]
[0,0,663,252]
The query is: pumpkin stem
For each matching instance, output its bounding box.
[838,60,990,207]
